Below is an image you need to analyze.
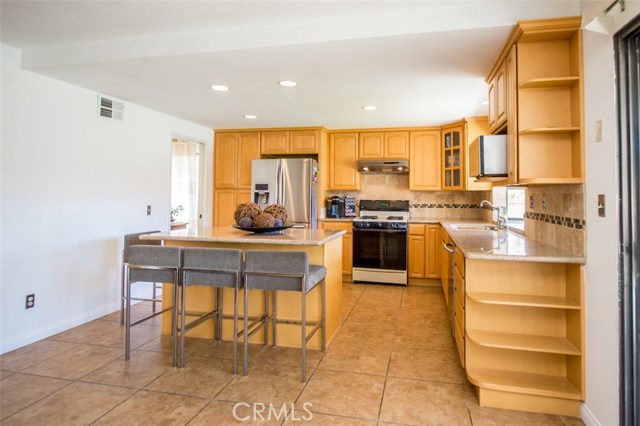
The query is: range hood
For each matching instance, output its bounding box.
[357,160,409,174]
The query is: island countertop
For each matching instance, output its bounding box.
[141,226,346,246]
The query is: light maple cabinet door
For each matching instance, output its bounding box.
[384,131,409,159]
[214,133,238,188]
[408,235,426,278]
[506,45,518,185]
[289,130,318,154]
[261,131,288,155]
[409,130,441,191]
[237,132,260,188]
[495,62,507,129]
[329,133,360,190]
[236,189,251,205]
[358,132,384,159]
[425,224,440,278]
[442,125,465,191]
[488,81,497,130]
[214,189,237,227]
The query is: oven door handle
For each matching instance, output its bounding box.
[353,228,407,234]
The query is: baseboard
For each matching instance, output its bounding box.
[581,403,603,426]
[0,301,121,354]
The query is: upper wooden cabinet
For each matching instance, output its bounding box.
[464,118,493,191]
[441,124,465,191]
[261,130,319,155]
[358,131,409,159]
[409,130,441,191]
[214,131,260,226]
[329,133,360,190]
[487,17,584,185]
[214,132,260,189]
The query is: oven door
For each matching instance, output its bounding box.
[352,228,407,271]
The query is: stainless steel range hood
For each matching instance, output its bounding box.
[357,160,409,174]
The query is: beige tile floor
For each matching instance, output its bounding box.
[0,284,585,426]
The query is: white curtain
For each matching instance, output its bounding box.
[171,140,200,227]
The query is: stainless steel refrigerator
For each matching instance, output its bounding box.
[251,158,318,228]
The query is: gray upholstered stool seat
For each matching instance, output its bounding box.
[243,250,327,382]
[123,245,181,365]
[121,231,162,325]
[179,248,243,373]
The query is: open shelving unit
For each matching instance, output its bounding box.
[516,19,584,184]
[464,258,584,416]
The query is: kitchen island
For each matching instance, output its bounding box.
[141,227,345,349]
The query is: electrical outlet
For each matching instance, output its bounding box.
[542,195,547,210]
[25,294,35,309]
[146,205,151,215]
[529,195,535,209]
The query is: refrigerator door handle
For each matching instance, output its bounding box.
[278,160,286,206]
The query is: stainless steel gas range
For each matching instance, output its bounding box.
[352,200,409,286]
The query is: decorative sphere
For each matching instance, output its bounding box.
[274,218,283,227]
[252,213,276,228]
[238,217,253,228]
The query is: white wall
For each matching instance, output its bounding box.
[581,2,640,426]
[0,44,213,353]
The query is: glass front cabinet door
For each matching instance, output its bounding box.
[442,126,464,190]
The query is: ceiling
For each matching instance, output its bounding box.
[0,1,583,130]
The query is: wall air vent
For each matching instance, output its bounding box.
[97,95,124,121]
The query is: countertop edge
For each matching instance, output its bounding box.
[141,229,347,246]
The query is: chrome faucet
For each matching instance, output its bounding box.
[479,200,507,230]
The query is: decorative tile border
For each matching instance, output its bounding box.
[524,212,586,229]
[410,203,480,209]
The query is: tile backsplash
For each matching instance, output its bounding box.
[523,185,586,257]
[326,174,490,219]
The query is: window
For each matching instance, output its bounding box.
[491,187,525,230]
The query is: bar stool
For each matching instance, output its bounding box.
[123,245,181,365]
[120,231,162,324]
[243,250,326,382]
[179,248,243,373]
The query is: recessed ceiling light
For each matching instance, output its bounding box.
[480,100,489,105]
[210,85,229,92]
[362,105,377,111]
[278,80,298,87]
[244,114,258,119]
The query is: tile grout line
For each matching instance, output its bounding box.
[375,284,407,424]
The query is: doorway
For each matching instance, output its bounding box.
[616,14,640,426]
[170,138,204,229]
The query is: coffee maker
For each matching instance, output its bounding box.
[325,196,344,218]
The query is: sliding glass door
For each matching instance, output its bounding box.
[616,16,640,426]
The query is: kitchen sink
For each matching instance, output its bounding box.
[449,224,500,231]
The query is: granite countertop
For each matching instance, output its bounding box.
[319,218,354,222]
[141,226,346,246]
[441,220,586,264]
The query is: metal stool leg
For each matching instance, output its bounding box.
[125,264,132,361]
[243,281,249,376]
[273,291,278,348]
[120,264,126,325]
[301,289,307,383]
[233,284,239,375]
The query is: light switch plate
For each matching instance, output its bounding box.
[596,119,603,143]
[598,194,605,217]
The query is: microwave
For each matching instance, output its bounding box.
[469,135,508,179]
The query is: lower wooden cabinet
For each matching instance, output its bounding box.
[214,189,251,227]
[454,258,465,367]
[320,221,353,275]
[408,224,440,280]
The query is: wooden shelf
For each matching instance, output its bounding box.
[519,77,579,89]
[467,291,581,309]
[517,177,583,185]
[467,368,582,400]
[519,127,580,135]
[467,329,581,355]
